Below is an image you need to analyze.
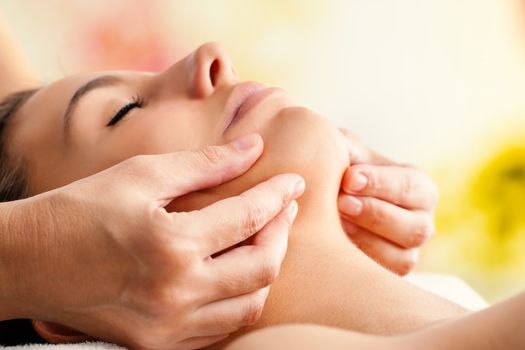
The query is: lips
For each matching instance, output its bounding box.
[223,82,279,132]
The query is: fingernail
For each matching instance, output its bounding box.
[292,178,306,197]
[340,195,363,216]
[231,133,260,151]
[286,200,299,225]
[349,172,368,192]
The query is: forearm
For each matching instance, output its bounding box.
[0,195,53,321]
[0,199,31,320]
[0,13,39,97]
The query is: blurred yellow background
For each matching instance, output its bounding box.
[2,0,525,302]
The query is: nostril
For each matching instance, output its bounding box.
[210,59,220,86]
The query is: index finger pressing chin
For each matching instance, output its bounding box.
[187,173,305,257]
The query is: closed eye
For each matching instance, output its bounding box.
[106,96,144,127]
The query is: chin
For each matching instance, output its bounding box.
[259,106,349,184]
[166,106,349,213]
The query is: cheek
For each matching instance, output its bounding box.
[166,107,349,213]
[132,106,210,153]
[98,105,216,163]
[47,107,216,192]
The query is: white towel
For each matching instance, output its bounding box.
[3,342,124,350]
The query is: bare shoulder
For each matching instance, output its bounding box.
[224,324,397,350]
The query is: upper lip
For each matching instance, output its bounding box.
[223,82,265,132]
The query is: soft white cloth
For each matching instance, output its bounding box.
[404,273,489,311]
[3,343,124,350]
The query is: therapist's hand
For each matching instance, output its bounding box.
[337,129,438,275]
[4,134,304,350]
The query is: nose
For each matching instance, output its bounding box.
[184,42,237,98]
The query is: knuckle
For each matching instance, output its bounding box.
[166,288,196,313]
[146,208,175,236]
[216,271,242,295]
[399,172,414,204]
[242,295,265,326]
[411,169,440,208]
[197,145,226,166]
[149,216,201,268]
[156,287,195,316]
[396,258,417,276]
[129,283,191,318]
[243,201,266,234]
[367,201,388,228]
[276,184,292,208]
[268,174,297,205]
[407,218,434,247]
[168,238,200,269]
[365,169,379,191]
[257,258,280,287]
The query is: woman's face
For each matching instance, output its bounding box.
[10,43,348,209]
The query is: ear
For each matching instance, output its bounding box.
[32,320,92,344]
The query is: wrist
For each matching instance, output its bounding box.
[0,199,28,319]
[0,194,55,320]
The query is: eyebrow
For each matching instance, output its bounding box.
[63,75,124,134]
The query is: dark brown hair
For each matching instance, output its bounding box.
[0,88,39,202]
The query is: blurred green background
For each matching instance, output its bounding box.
[2,0,525,302]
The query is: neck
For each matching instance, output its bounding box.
[287,151,351,253]
[251,155,467,335]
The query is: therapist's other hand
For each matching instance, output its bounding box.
[337,129,437,276]
[11,134,304,350]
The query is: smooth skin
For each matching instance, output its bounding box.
[4,12,438,348]
[0,134,305,349]
[0,9,437,280]
[7,41,464,349]
[226,291,525,350]
[0,14,307,349]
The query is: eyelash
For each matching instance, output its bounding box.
[106,95,145,127]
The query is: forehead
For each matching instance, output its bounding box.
[10,73,96,152]
[21,72,105,128]
[10,69,152,193]
[18,69,146,132]
[7,72,107,192]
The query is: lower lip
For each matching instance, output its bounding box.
[226,88,281,131]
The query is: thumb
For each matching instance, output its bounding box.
[119,133,264,201]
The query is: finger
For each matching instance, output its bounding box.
[339,128,392,165]
[338,195,434,248]
[344,223,419,276]
[203,201,296,300]
[190,174,304,255]
[176,334,230,349]
[194,287,270,336]
[339,128,369,163]
[112,133,264,201]
[341,164,439,209]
